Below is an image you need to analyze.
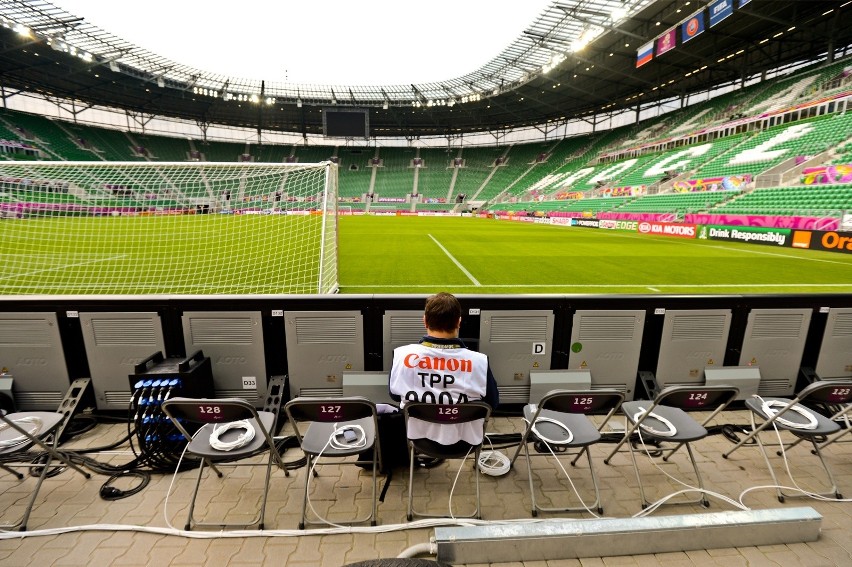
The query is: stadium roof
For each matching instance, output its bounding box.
[0,0,850,139]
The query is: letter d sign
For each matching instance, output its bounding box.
[532,342,546,355]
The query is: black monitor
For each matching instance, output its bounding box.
[323,109,369,138]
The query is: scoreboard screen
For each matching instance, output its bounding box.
[323,109,369,138]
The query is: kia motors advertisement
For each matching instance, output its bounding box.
[636,221,697,239]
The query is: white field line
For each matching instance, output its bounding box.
[0,254,129,281]
[428,234,481,286]
[0,253,123,257]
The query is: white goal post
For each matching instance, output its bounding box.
[0,161,339,295]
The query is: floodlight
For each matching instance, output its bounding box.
[611,7,627,21]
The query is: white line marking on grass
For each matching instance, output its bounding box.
[428,234,481,286]
[0,254,129,281]
[647,287,661,292]
[0,253,123,257]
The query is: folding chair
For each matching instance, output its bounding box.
[511,389,624,516]
[284,396,381,529]
[812,400,852,451]
[722,380,852,501]
[603,384,739,510]
[0,378,93,531]
[161,397,287,530]
[403,401,491,521]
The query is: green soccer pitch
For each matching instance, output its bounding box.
[338,216,852,295]
[1,214,851,295]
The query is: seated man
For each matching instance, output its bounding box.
[389,292,498,449]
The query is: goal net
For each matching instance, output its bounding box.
[0,161,338,295]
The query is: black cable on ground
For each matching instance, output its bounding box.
[58,414,99,442]
[99,470,151,501]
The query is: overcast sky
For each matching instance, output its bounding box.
[51,0,554,85]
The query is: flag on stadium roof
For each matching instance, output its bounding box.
[681,11,705,43]
[656,28,677,57]
[709,0,734,27]
[636,41,654,68]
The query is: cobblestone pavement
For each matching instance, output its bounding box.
[0,409,849,566]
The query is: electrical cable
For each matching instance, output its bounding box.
[71,428,138,455]
[477,450,510,476]
[758,397,819,430]
[530,416,574,445]
[163,432,197,532]
[631,423,749,515]
[447,447,473,520]
[633,407,677,437]
[209,420,256,451]
[0,416,44,449]
[477,434,510,477]
[99,471,151,501]
[521,416,600,517]
[328,424,367,451]
[58,413,98,441]
[303,425,371,528]
[274,435,307,471]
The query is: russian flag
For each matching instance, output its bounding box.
[636,41,653,68]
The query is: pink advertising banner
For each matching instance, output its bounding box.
[672,175,751,192]
[685,213,839,231]
[597,211,839,231]
[597,211,678,223]
[801,164,852,185]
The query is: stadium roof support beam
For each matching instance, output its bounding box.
[0,82,26,107]
[50,95,96,122]
[497,55,540,75]
[195,118,209,143]
[28,16,84,35]
[410,84,427,104]
[256,80,265,144]
[125,109,156,134]
[554,5,647,42]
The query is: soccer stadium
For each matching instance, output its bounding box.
[0,0,850,565]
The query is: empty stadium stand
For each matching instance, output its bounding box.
[0,53,847,219]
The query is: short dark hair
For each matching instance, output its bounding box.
[424,292,461,333]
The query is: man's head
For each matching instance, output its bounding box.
[424,292,461,336]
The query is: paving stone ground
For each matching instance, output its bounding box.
[0,409,849,566]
